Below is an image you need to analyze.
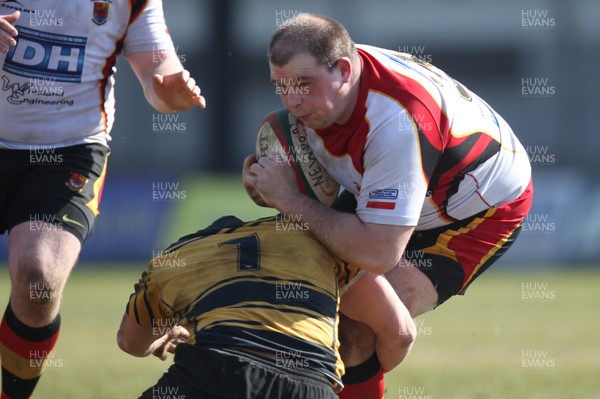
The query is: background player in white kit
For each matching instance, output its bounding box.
[0,2,205,397]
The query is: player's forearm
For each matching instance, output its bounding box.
[128,50,204,113]
[117,313,161,357]
[121,342,155,358]
[143,88,175,113]
[340,273,416,372]
[373,280,416,372]
[140,50,184,112]
[145,57,183,112]
[279,195,404,274]
[117,329,156,357]
[248,155,411,272]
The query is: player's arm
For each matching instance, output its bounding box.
[339,272,416,372]
[117,314,189,360]
[243,154,413,274]
[127,50,206,112]
[117,269,189,360]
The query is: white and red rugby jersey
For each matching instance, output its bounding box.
[307,45,531,230]
[0,0,174,149]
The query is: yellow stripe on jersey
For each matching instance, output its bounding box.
[125,216,361,384]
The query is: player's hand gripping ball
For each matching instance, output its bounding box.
[256,109,340,206]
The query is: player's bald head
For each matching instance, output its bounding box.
[269,13,358,69]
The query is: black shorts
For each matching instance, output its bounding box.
[140,345,338,399]
[333,186,531,305]
[0,143,109,244]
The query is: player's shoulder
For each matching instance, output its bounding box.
[356,44,410,69]
[163,216,242,250]
[164,215,281,252]
[356,44,422,96]
[356,44,389,55]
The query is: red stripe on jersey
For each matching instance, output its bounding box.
[98,48,120,138]
[98,18,129,139]
[366,201,396,210]
[361,49,448,153]
[314,48,448,180]
[314,105,369,175]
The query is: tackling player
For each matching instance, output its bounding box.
[0,2,205,398]
[117,215,415,398]
[243,13,533,399]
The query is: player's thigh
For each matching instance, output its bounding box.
[3,144,109,295]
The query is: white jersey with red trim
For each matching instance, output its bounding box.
[307,45,531,230]
[0,0,174,149]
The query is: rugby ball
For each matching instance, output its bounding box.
[255,109,340,206]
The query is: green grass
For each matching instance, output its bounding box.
[0,267,598,398]
[385,269,600,399]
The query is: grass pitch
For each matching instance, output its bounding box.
[0,267,597,398]
[386,269,600,399]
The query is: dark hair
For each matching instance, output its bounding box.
[269,13,357,68]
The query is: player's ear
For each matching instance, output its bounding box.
[331,57,353,84]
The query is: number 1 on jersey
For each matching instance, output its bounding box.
[218,234,261,271]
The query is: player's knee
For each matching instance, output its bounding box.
[10,272,62,327]
[12,257,62,308]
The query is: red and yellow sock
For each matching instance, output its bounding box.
[0,304,61,399]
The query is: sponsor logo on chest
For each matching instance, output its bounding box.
[3,26,86,82]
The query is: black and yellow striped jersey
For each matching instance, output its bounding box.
[126,215,362,388]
